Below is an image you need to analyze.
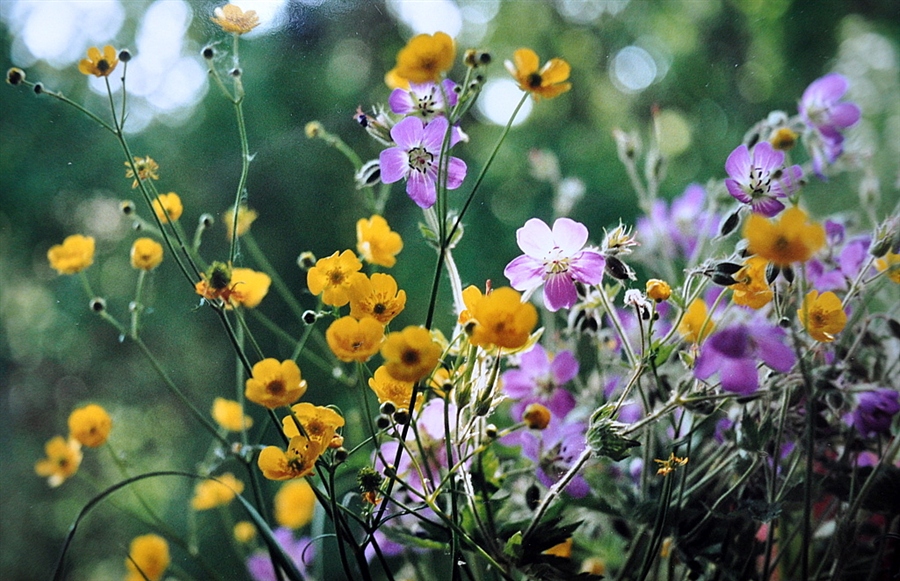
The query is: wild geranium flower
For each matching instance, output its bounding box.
[744,206,825,267]
[67,404,112,448]
[125,534,170,581]
[47,234,95,275]
[510,415,590,497]
[466,287,538,350]
[724,141,803,217]
[730,256,773,309]
[125,156,159,189]
[325,316,384,363]
[307,249,366,307]
[368,365,423,412]
[799,73,861,178]
[191,473,244,510]
[798,290,847,342]
[258,435,323,480]
[247,528,316,581]
[245,358,306,409]
[224,205,258,240]
[212,397,253,431]
[694,320,796,394]
[389,79,458,122]
[35,435,82,487]
[504,217,605,312]
[357,214,403,267]
[349,273,406,324]
[130,237,163,271]
[851,389,900,437]
[678,298,714,344]
[381,325,443,382]
[505,48,572,100]
[274,479,316,529]
[229,268,271,308]
[282,403,346,449]
[379,116,467,209]
[152,192,183,223]
[78,45,118,77]
[501,343,577,420]
[637,183,720,261]
[211,4,260,35]
[386,32,455,87]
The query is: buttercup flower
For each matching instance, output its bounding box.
[195,261,233,303]
[212,397,253,431]
[646,279,672,302]
[799,73,861,178]
[389,79,458,122]
[47,234,95,275]
[274,479,316,529]
[307,249,366,307]
[505,48,572,100]
[349,273,406,324]
[875,251,900,284]
[501,343,577,420]
[379,116,467,209]
[357,215,403,268]
[368,365,423,412]
[68,404,112,448]
[744,206,825,267]
[467,287,538,350]
[125,534,170,581]
[152,192,183,223]
[678,298,714,344]
[125,156,159,189]
[35,436,82,487]
[224,205,258,240]
[130,237,164,271]
[730,256,773,309]
[282,403,346,449]
[798,290,847,342]
[386,32,455,87]
[381,326,443,382]
[851,389,900,437]
[504,217,605,312]
[229,268,272,308]
[78,45,118,77]
[325,316,384,363]
[211,4,260,35]
[258,435,323,480]
[191,473,244,510]
[724,142,803,217]
[245,358,306,409]
[234,521,256,543]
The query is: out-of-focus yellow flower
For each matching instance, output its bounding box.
[467,287,538,350]
[523,403,551,430]
[130,237,164,271]
[386,32,455,88]
[743,206,825,267]
[381,326,443,383]
[245,358,307,409]
[152,192,183,223]
[35,436,82,487]
[67,404,112,448]
[770,127,798,151]
[78,45,118,77]
[125,156,159,189]
[274,479,316,529]
[224,205,258,240]
[258,435,322,480]
[505,48,571,100]
[47,234,95,275]
[212,397,253,431]
[211,4,260,34]
[730,256,773,309]
[229,267,271,308]
[282,402,345,449]
[678,298,714,344]
[191,473,245,510]
[543,537,573,559]
[368,365,423,412]
[349,273,406,325]
[325,316,384,363]
[307,250,366,307]
[357,215,403,267]
[125,534,170,581]
[234,521,256,543]
[798,290,847,342]
[645,279,672,302]
[875,251,900,284]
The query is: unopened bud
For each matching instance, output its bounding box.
[90,298,106,312]
[297,251,316,270]
[118,49,133,62]
[379,401,396,416]
[6,67,25,86]
[202,46,215,60]
[523,403,551,430]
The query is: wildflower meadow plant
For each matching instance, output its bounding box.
[5,4,900,581]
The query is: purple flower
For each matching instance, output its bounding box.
[694,320,796,394]
[799,73,861,178]
[852,389,900,437]
[247,528,315,581]
[379,116,467,209]
[724,141,803,217]
[502,343,578,420]
[636,183,719,261]
[506,414,590,498]
[388,79,458,122]
[504,217,606,312]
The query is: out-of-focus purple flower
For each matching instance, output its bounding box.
[502,343,578,421]
[806,259,846,292]
[799,73,861,179]
[508,415,590,498]
[852,389,900,436]
[636,183,719,261]
[838,236,871,279]
[504,217,605,312]
[379,116,467,209]
[824,219,846,246]
[724,142,803,217]
[389,79,458,122]
[694,320,796,394]
[247,528,315,581]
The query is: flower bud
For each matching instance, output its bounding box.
[375,414,391,430]
[719,210,741,237]
[6,67,25,86]
[297,251,316,270]
[301,310,318,325]
[202,46,215,60]
[645,279,672,302]
[199,213,215,229]
[484,424,498,439]
[33,83,44,95]
[118,49,133,62]
[305,121,323,139]
[523,403,551,430]
[379,401,396,416]
[354,159,381,189]
[333,447,348,463]
[392,409,410,425]
[90,298,106,312]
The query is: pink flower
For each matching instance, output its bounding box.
[388,79,458,122]
[724,141,803,217]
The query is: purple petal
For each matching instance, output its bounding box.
[406,171,437,208]
[755,333,796,373]
[443,156,467,189]
[724,144,751,181]
[551,217,589,255]
[751,141,784,173]
[830,102,861,129]
[804,73,848,104]
[569,250,606,285]
[718,357,760,394]
[390,116,424,149]
[504,254,545,291]
[421,116,449,152]
[440,79,459,107]
[725,179,752,204]
[388,88,415,115]
[693,348,719,381]
[521,343,550,373]
[502,369,537,398]
[543,271,578,312]
[549,350,579,385]
[750,197,785,218]
[516,218,554,257]
[547,389,577,419]
[379,148,408,184]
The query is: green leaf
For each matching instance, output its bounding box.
[504,531,524,560]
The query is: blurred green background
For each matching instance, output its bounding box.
[1,1,898,579]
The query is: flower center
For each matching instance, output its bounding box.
[373,303,386,315]
[748,166,771,198]
[97,59,110,73]
[416,90,438,117]
[527,72,543,88]
[402,349,420,365]
[328,269,345,285]
[267,380,285,395]
[407,146,434,174]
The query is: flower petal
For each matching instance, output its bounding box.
[549,350,579,385]
[751,141,784,173]
[718,357,760,394]
[724,144,751,181]
[830,102,861,129]
[379,148,408,184]
[551,217,589,255]
[539,58,571,85]
[512,48,539,75]
[443,156,467,190]
[390,116,424,149]
[388,88,415,115]
[568,250,605,285]
[421,116,449,152]
[516,218,554,257]
[406,170,437,208]
[504,254,545,291]
[543,271,577,312]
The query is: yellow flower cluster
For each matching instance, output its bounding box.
[730,256,773,309]
[35,403,112,487]
[47,234,95,275]
[257,403,345,480]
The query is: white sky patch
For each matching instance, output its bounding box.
[387,0,463,37]
[476,78,532,126]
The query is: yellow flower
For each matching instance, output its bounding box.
[195,261,233,303]
[152,192,183,223]
[654,452,689,476]
[67,404,112,448]
[282,402,346,449]
[386,32,456,87]
[307,249,366,307]
[368,365,423,412]
[191,473,245,510]
[234,521,256,543]
[381,326,443,383]
[35,436,82,487]
[743,206,825,267]
[211,4,260,34]
[543,537,573,559]
[212,397,253,431]
[224,205,258,240]
[730,256,773,309]
[645,279,672,302]
[125,156,159,189]
[523,403,551,430]
[505,48,572,100]
[78,45,118,77]
[357,215,403,267]
[770,127,798,151]
[274,479,316,529]
[467,287,538,350]
[125,534,170,581]
[258,435,323,480]
[798,290,847,342]
[458,284,484,325]
[875,251,900,284]
[325,316,384,363]
[349,273,406,325]
[678,298,714,344]
[130,237,164,271]
[245,358,307,409]
[229,267,272,308]
[47,234,95,275]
